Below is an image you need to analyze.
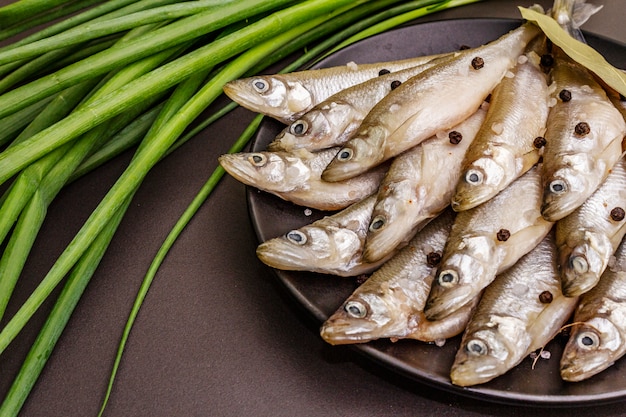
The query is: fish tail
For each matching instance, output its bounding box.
[551,0,603,43]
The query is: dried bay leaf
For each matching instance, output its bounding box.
[519,5,626,96]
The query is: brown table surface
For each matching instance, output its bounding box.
[1,0,626,416]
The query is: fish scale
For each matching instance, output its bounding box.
[450,232,578,386]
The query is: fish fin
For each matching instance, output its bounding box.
[527,294,579,352]
[496,223,553,272]
[551,0,603,43]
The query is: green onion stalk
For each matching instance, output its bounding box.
[0,25,191,317]
[0,0,239,65]
[0,0,103,44]
[0,1,374,413]
[0,0,180,46]
[0,23,180,252]
[0,0,294,119]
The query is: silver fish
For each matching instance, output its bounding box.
[424,165,554,321]
[218,148,386,211]
[321,23,541,182]
[560,236,626,382]
[255,195,393,277]
[555,157,626,297]
[267,56,447,152]
[450,232,578,387]
[320,209,477,344]
[362,105,487,263]
[223,54,446,124]
[451,43,550,211]
[540,48,626,222]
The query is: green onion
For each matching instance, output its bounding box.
[0,97,52,147]
[0,0,369,358]
[0,0,236,65]
[324,0,485,57]
[0,0,175,45]
[0,0,294,119]
[68,104,165,181]
[0,194,134,417]
[0,0,103,44]
[0,0,76,27]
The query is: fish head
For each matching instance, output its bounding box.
[320,291,409,344]
[541,155,603,221]
[450,322,525,386]
[558,231,612,297]
[321,126,387,182]
[560,318,622,382]
[219,151,309,193]
[256,225,361,272]
[223,76,312,123]
[363,181,424,263]
[424,248,491,321]
[452,157,508,211]
[267,109,332,151]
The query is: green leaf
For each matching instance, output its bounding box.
[519,5,626,97]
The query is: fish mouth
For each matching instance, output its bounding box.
[222,81,266,111]
[267,130,293,152]
[256,241,313,271]
[319,319,377,345]
[560,349,613,382]
[321,148,369,182]
[559,241,609,297]
[541,176,574,221]
[450,359,502,387]
[424,288,473,321]
[363,218,417,263]
[218,154,255,186]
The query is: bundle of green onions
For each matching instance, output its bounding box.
[0,0,483,414]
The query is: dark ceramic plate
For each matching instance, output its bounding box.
[247,19,626,407]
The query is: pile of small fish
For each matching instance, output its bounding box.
[219,1,626,386]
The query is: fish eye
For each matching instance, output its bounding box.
[437,270,459,288]
[252,78,270,93]
[248,153,267,166]
[336,148,353,162]
[466,339,488,356]
[569,255,589,273]
[465,169,483,185]
[576,331,600,350]
[344,300,368,318]
[289,120,308,136]
[368,216,386,232]
[549,179,567,194]
[286,230,307,245]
